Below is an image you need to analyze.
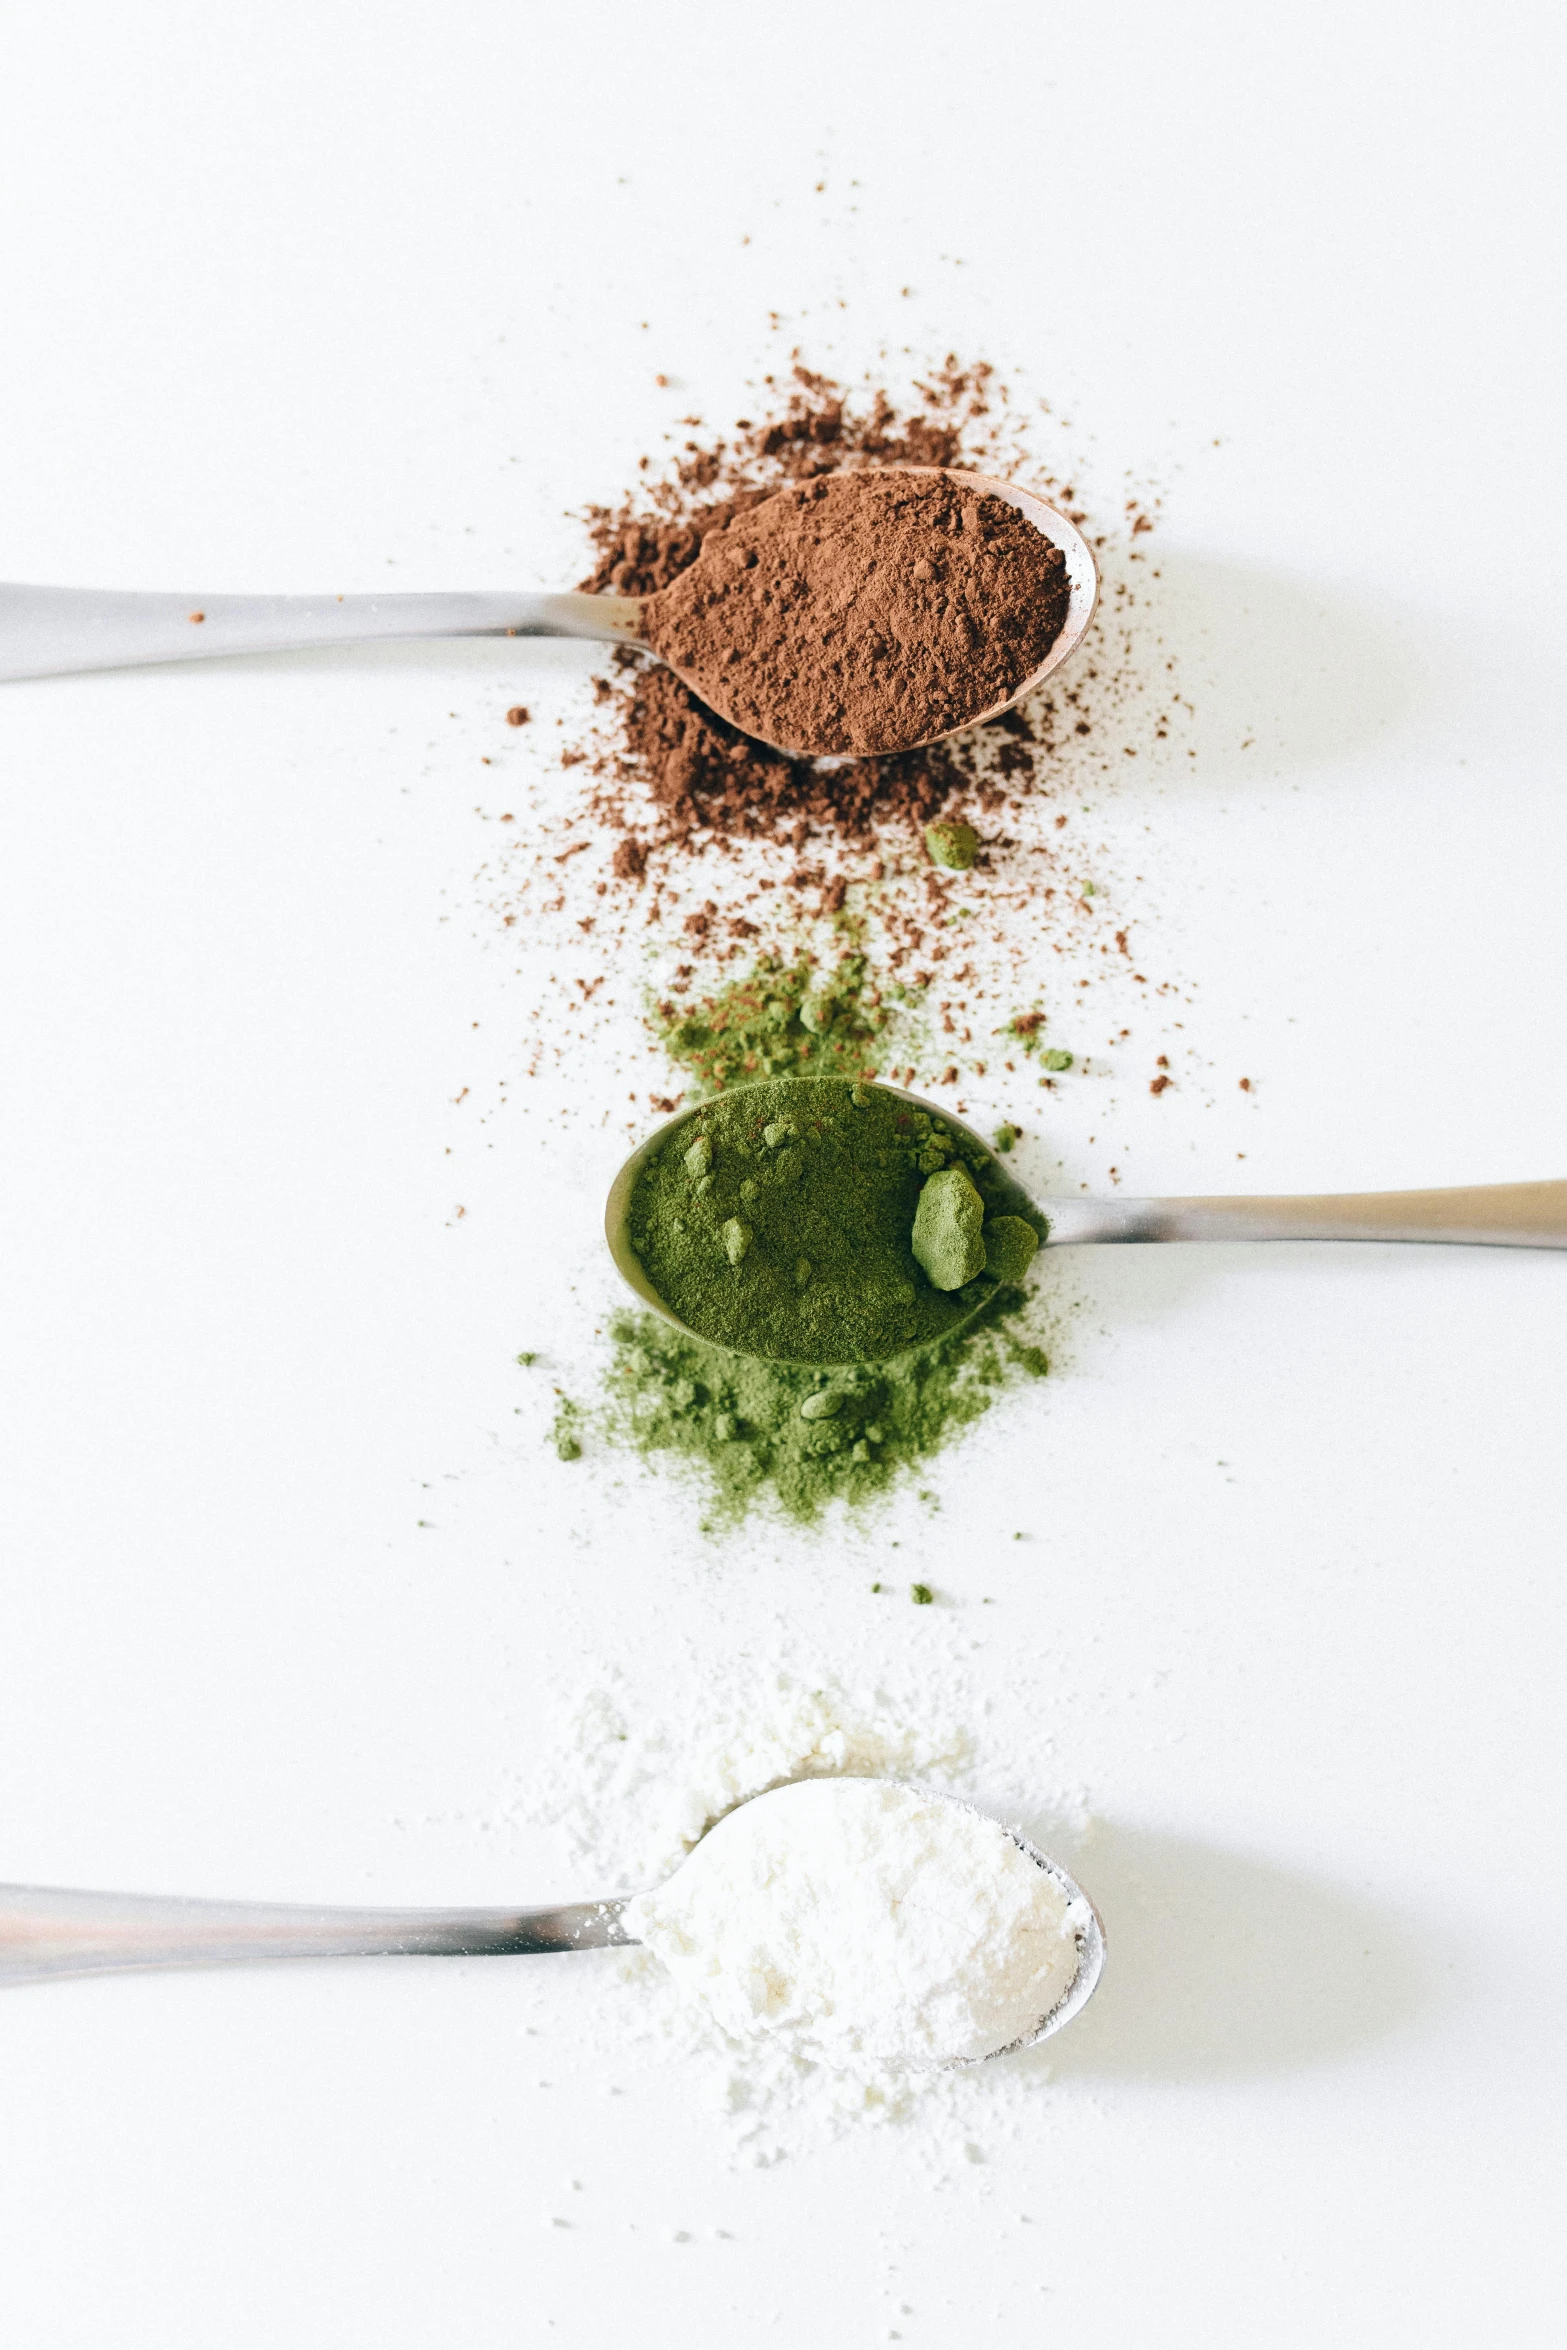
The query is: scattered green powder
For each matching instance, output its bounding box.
[910,1582,935,1605]
[597,1290,1051,1526]
[627,1076,1039,1365]
[567,954,1062,1523]
[1001,1011,1074,1074]
[651,952,897,1097]
[551,1395,584,1461]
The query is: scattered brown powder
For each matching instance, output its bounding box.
[641,470,1068,757]
[579,361,1007,603]
[471,349,1208,1165]
[608,658,970,856]
[570,361,1168,907]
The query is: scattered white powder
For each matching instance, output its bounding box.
[537,1669,978,1892]
[522,1663,1094,2165]
[623,1777,1081,2069]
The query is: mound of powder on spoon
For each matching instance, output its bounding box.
[640,469,1070,756]
[622,1777,1084,2070]
[625,1074,1040,1367]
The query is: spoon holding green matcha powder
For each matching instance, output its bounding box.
[605,1076,1567,1368]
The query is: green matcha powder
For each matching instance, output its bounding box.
[555,954,1059,1525]
[626,1076,1038,1365]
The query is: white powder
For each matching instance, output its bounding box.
[522,1663,1093,2163]
[535,1669,979,1893]
[623,1777,1081,2069]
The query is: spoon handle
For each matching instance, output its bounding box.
[1039,1178,1567,1248]
[0,1882,633,1985]
[0,584,643,682]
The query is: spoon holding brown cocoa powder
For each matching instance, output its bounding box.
[639,468,1096,757]
[1,468,1095,757]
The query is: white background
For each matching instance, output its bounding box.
[2,3,1565,2342]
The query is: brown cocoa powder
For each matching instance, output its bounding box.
[578,361,1004,603]
[472,353,1202,1155]
[640,470,1068,758]
[606,657,972,854]
[572,361,1151,882]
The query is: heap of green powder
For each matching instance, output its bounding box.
[650,952,897,1095]
[600,1295,1051,1527]
[547,952,1059,1524]
[626,1076,1040,1365]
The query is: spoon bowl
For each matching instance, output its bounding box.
[640,467,1099,758]
[692,1777,1106,2064]
[603,1076,1038,1365]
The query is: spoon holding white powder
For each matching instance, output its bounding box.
[622,1777,1101,2071]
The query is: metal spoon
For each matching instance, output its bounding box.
[0,470,1096,759]
[605,1079,1567,1365]
[0,1781,1104,2062]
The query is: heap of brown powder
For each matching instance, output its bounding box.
[641,470,1068,757]
[580,361,1070,867]
[479,351,1188,1120]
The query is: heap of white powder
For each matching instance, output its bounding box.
[622,1777,1082,2070]
[523,1667,1093,2161]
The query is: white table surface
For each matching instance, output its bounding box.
[2,4,1564,2342]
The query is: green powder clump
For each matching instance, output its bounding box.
[551,1395,584,1461]
[627,1076,1037,1365]
[923,819,978,871]
[598,1287,1051,1526]
[651,953,894,1096]
[911,1166,987,1290]
[982,1214,1040,1284]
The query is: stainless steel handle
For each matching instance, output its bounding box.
[0,584,643,682]
[1039,1179,1567,1248]
[0,1882,633,1985]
